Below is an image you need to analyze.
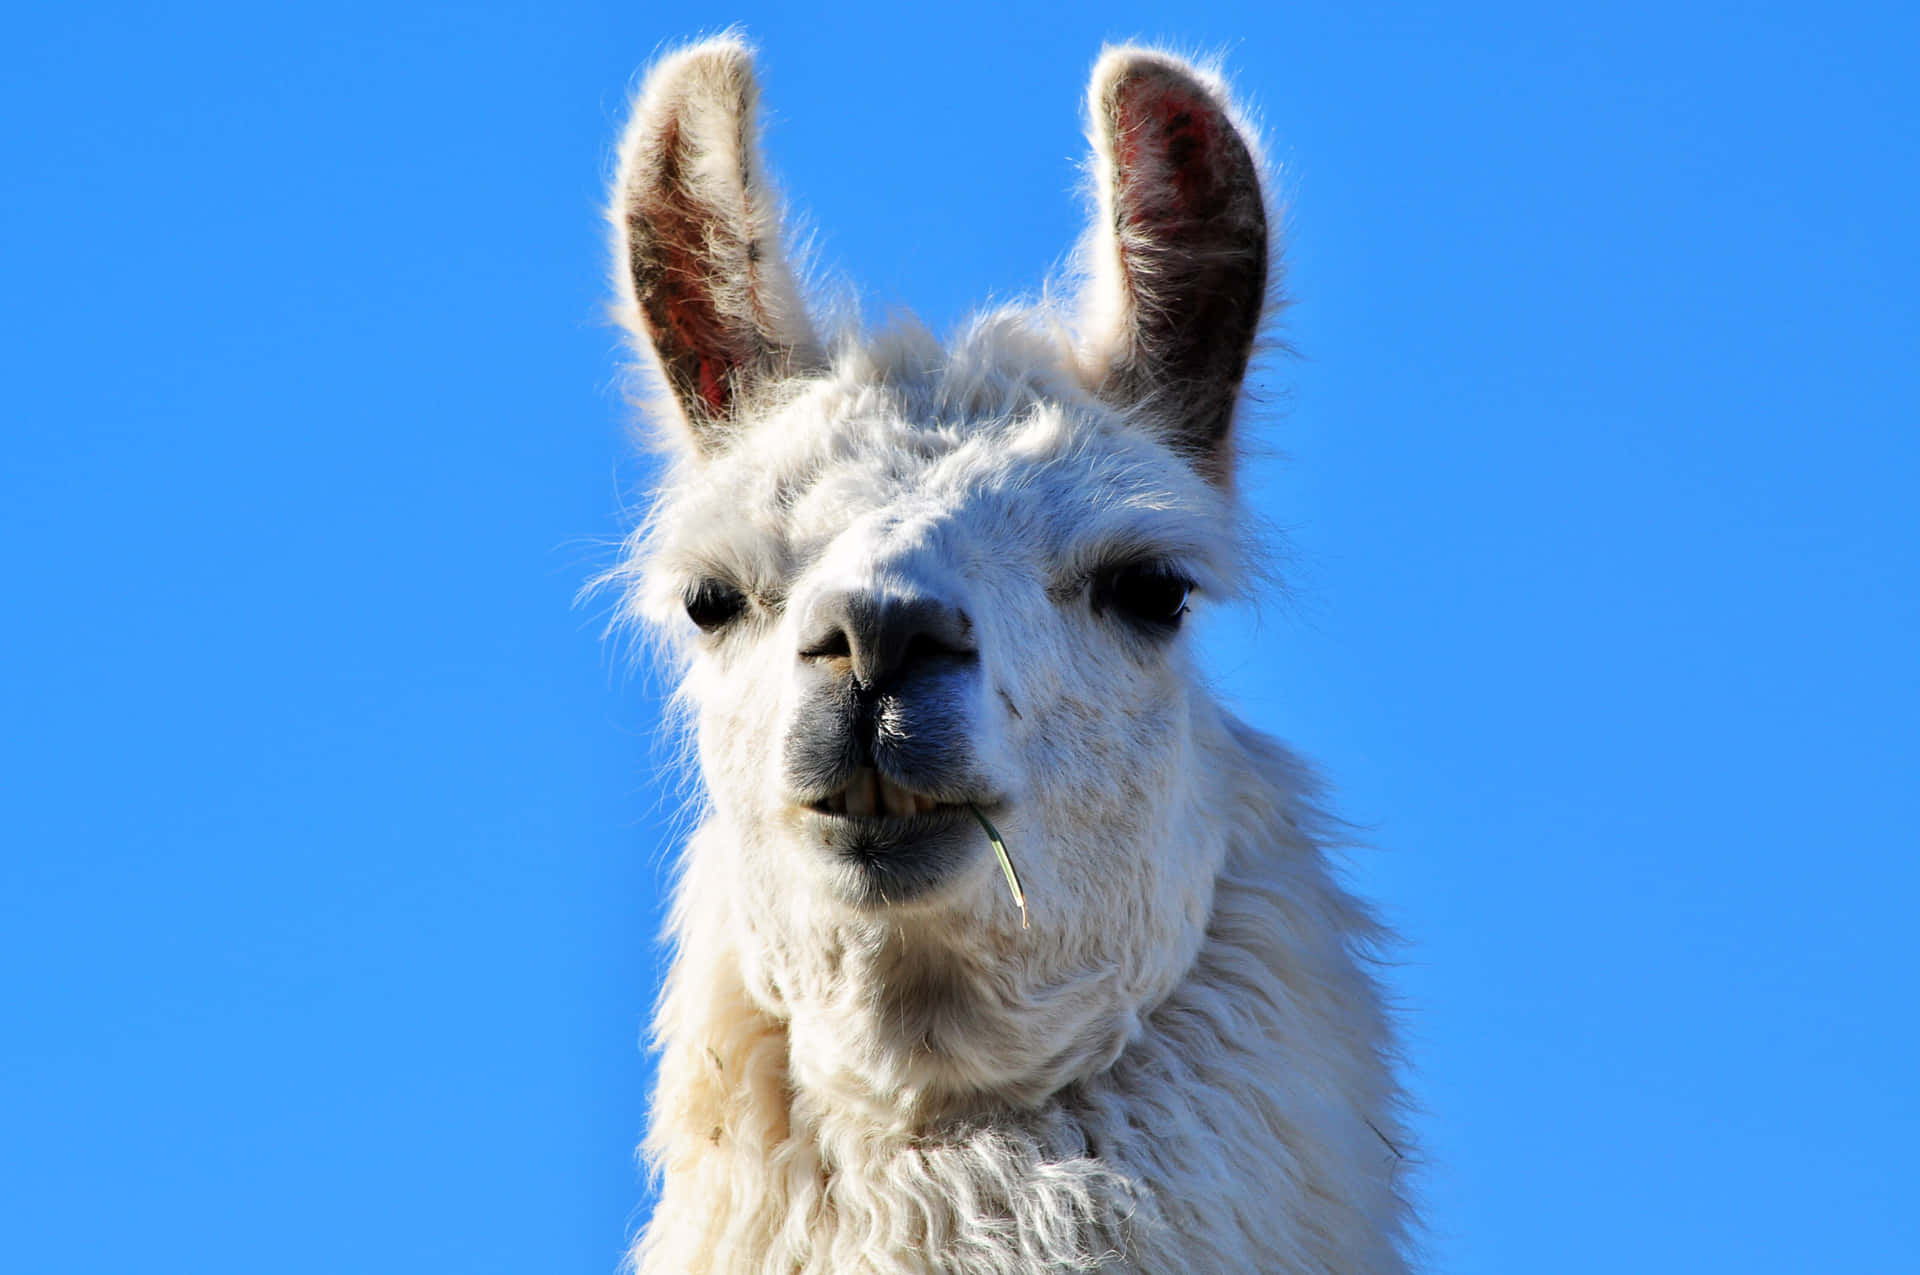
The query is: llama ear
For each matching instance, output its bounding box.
[611,37,822,454]
[1075,50,1272,484]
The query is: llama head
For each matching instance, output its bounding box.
[610,37,1274,1112]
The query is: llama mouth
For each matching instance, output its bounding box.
[802,768,985,907]
[808,766,952,819]
[799,768,998,907]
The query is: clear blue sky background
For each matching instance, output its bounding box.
[5,2,1915,1271]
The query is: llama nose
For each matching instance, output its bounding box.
[797,590,976,689]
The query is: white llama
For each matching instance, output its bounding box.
[604,35,1411,1274]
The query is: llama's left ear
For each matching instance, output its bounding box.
[1074,49,1272,484]
[611,36,822,455]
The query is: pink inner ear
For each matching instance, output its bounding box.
[1114,81,1226,230]
[1096,64,1268,478]
[638,117,746,418]
[656,236,737,415]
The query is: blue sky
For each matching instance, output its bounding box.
[4,2,1915,1271]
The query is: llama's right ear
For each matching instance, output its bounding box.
[611,37,822,455]
[1073,49,1272,485]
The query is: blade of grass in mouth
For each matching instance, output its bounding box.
[968,804,1028,930]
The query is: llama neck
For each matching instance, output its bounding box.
[636,721,1409,1274]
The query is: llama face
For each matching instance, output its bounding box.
[610,39,1271,1095]
[645,355,1241,930]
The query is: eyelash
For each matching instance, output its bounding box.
[1088,559,1195,631]
[683,578,749,631]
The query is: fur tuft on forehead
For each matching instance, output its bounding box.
[838,313,1086,424]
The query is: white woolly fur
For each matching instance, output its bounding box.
[602,33,1414,1274]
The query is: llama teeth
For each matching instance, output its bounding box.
[879,775,917,818]
[844,767,878,817]
[814,774,935,818]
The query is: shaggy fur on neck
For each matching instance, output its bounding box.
[634,718,1408,1274]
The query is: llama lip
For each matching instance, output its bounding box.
[802,770,987,908]
[807,766,954,819]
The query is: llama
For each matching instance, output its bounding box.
[603,35,1412,1274]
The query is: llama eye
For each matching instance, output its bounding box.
[1091,562,1194,631]
[684,579,748,632]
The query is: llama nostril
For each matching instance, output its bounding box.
[798,590,976,689]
